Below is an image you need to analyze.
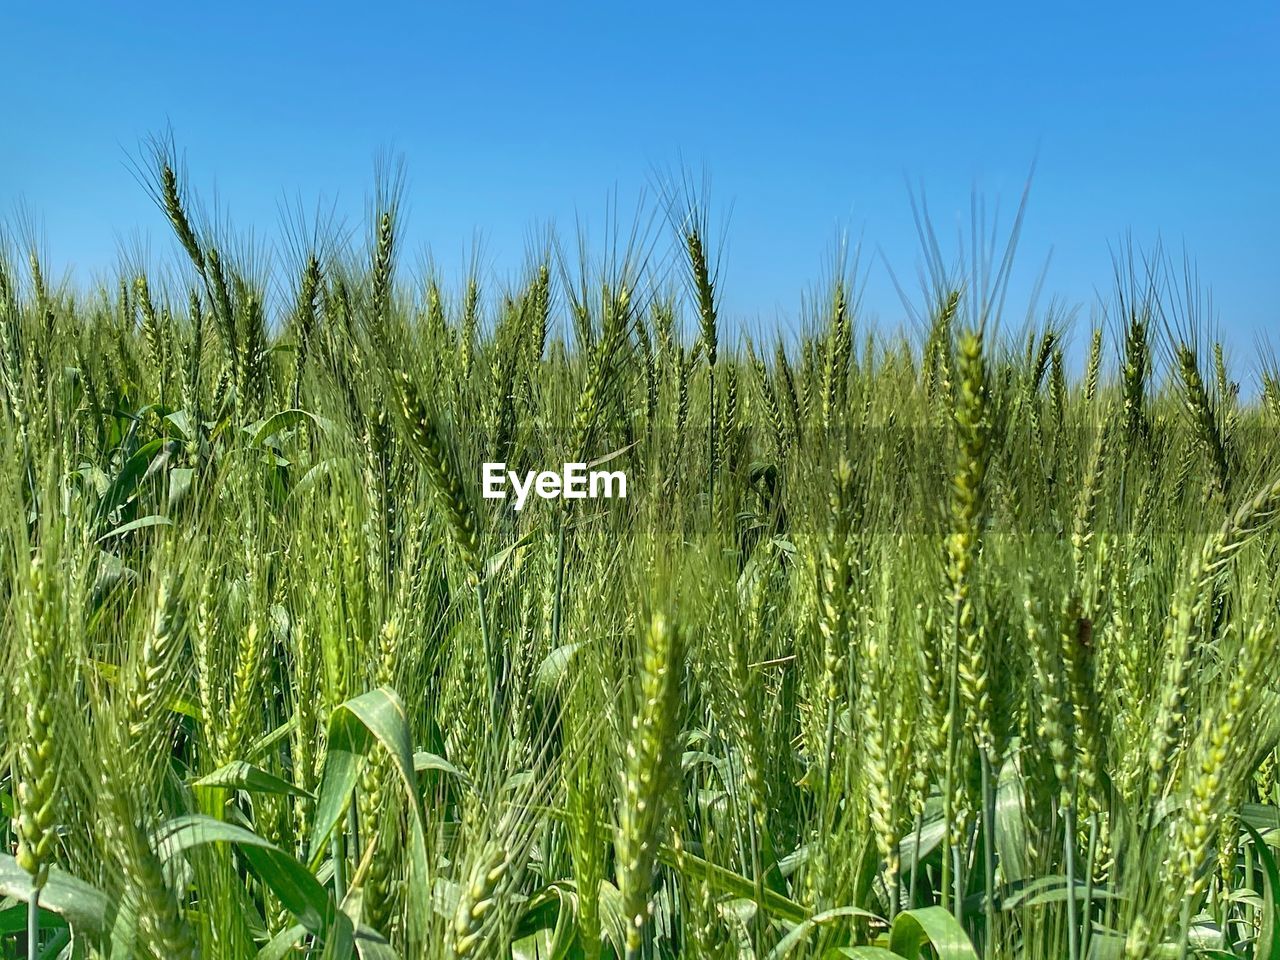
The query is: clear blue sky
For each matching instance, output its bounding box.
[4,1,1277,362]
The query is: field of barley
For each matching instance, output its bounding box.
[2,157,1280,960]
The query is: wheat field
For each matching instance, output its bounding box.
[2,154,1279,960]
